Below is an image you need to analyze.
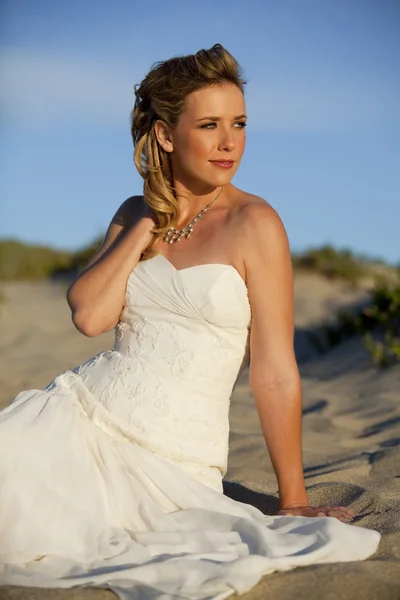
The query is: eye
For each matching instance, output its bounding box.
[200,122,247,129]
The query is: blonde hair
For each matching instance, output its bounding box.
[130,43,247,261]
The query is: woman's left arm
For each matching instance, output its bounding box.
[242,202,309,510]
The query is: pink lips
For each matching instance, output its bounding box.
[210,161,234,169]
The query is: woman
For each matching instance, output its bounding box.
[0,44,380,599]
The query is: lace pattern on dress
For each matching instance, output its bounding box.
[111,317,233,452]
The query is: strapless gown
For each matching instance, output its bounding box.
[0,253,381,599]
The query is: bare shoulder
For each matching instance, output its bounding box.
[232,192,290,280]
[238,193,285,233]
[80,194,145,272]
[111,194,146,228]
[231,189,283,229]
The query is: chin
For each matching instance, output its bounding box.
[189,168,235,190]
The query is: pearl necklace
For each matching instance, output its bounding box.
[163,186,224,244]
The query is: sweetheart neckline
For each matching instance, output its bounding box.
[150,253,249,294]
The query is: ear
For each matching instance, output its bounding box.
[154,119,174,153]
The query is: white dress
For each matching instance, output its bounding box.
[0,253,381,599]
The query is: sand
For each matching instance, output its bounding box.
[0,274,399,600]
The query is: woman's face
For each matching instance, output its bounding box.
[156,83,247,191]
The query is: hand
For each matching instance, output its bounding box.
[277,503,355,523]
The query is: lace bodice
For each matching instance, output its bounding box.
[70,253,251,490]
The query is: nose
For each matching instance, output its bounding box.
[218,128,236,152]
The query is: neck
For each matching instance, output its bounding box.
[174,185,225,223]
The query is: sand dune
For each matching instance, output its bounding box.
[0,276,399,600]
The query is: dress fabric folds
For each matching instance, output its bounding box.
[0,253,381,599]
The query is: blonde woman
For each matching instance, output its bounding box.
[0,44,380,598]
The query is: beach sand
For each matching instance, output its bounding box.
[0,275,399,600]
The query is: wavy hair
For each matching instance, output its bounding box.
[130,43,247,261]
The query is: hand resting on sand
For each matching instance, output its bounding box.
[277,504,355,523]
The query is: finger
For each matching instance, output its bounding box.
[338,506,355,516]
[329,510,354,522]
[327,507,352,514]
[327,509,353,520]
[324,506,354,518]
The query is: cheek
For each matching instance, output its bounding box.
[184,132,213,158]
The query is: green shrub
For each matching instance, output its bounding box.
[0,235,105,280]
[0,240,71,280]
[292,244,369,285]
[321,275,400,367]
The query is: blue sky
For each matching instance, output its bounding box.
[1,0,399,264]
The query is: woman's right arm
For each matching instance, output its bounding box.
[66,195,154,337]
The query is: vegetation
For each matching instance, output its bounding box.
[0,236,103,281]
[291,244,372,285]
[0,240,71,281]
[320,274,400,367]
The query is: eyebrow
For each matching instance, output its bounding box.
[195,114,247,122]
